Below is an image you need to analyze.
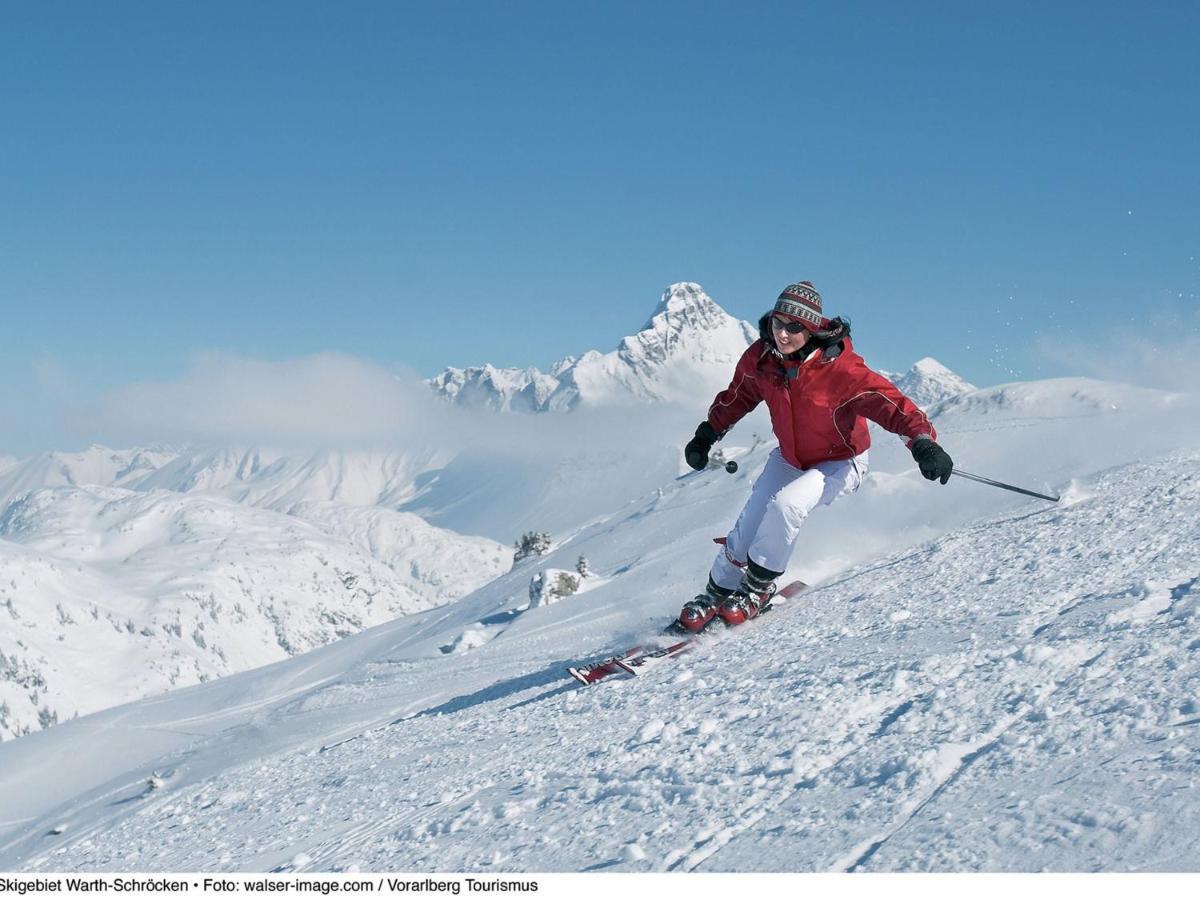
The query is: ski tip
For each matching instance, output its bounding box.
[566,667,590,685]
[778,580,809,599]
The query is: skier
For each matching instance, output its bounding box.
[677,281,954,632]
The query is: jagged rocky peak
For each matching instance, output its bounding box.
[641,282,728,330]
[616,283,751,365]
[426,364,549,412]
[548,356,577,377]
[614,283,757,379]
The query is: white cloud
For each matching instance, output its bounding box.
[67,350,711,460]
[1036,309,1200,393]
[77,351,449,449]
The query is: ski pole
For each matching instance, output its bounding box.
[952,468,1060,503]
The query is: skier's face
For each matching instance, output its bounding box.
[771,316,811,353]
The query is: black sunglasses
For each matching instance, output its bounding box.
[770,316,810,335]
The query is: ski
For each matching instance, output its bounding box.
[566,580,808,686]
[567,635,695,685]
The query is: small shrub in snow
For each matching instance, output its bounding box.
[529,569,581,607]
[38,705,58,729]
[513,531,552,564]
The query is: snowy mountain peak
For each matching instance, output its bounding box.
[548,356,577,377]
[621,283,746,363]
[886,357,977,411]
[640,282,724,330]
[911,357,958,378]
[428,283,758,412]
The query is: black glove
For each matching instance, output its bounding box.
[684,421,720,471]
[911,438,954,485]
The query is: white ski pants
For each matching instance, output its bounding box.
[710,448,868,590]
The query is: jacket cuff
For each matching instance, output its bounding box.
[906,433,935,449]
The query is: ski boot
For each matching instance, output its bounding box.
[674,578,734,633]
[717,585,775,625]
[717,560,783,626]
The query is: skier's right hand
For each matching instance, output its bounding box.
[685,421,720,471]
[911,438,954,484]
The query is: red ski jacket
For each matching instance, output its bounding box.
[707,337,936,470]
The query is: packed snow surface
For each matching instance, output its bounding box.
[0,430,1196,870]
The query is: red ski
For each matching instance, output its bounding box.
[566,580,808,686]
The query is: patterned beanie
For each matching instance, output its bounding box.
[773,281,826,330]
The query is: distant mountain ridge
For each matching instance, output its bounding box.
[0,483,508,740]
[0,445,453,513]
[431,282,980,415]
[428,283,758,411]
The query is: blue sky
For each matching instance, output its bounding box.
[1,1,1197,453]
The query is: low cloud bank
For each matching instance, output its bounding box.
[67,349,711,464]
[1038,309,1200,394]
[85,351,443,449]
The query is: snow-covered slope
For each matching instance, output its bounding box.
[286,501,509,600]
[391,402,716,540]
[0,437,678,546]
[0,486,507,740]
[0,425,698,735]
[0,371,1196,871]
[428,283,758,412]
[928,375,1175,421]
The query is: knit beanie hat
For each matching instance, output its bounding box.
[773,281,826,330]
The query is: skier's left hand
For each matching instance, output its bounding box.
[911,438,953,484]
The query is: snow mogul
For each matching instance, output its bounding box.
[678,280,954,632]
